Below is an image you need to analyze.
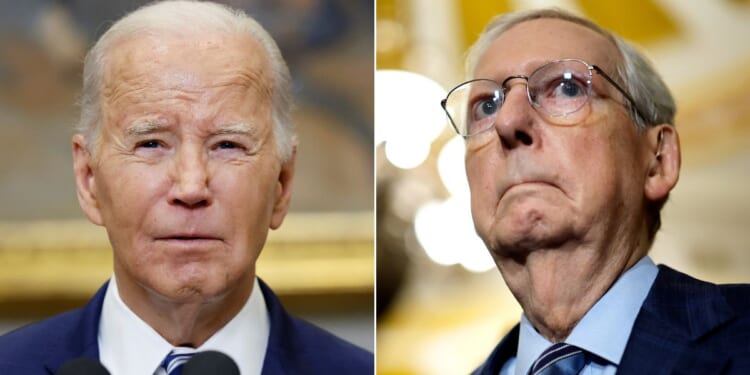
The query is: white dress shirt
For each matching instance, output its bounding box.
[98,275,270,375]
[500,256,659,375]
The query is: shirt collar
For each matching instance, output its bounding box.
[515,315,553,375]
[98,275,270,375]
[514,256,659,375]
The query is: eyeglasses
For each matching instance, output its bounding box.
[440,59,643,137]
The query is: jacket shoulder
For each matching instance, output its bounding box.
[719,283,750,373]
[719,282,750,313]
[0,283,106,374]
[0,308,88,373]
[634,266,750,374]
[286,314,374,372]
[259,280,373,374]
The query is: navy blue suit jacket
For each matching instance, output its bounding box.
[0,279,373,374]
[472,265,750,374]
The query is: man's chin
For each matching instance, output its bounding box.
[484,220,574,260]
[148,275,230,304]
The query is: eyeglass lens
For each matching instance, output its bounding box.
[444,60,594,136]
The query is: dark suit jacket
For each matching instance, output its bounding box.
[0,279,373,374]
[472,265,750,374]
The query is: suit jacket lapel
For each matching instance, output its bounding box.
[473,324,520,375]
[618,265,735,374]
[259,279,299,375]
[43,282,108,374]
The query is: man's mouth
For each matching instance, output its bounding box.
[155,234,223,242]
[502,180,556,197]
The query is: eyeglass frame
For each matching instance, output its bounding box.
[440,58,647,137]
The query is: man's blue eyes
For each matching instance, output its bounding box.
[217,141,238,149]
[139,140,161,148]
[471,79,585,120]
[479,100,498,116]
[557,81,583,97]
[136,140,242,150]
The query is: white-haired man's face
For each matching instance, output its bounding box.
[466,18,668,264]
[72,32,295,305]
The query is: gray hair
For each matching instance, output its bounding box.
[465,8,676,241]
[465,8,675,130]
[76,0,295,161]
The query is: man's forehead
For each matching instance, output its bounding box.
[474,17,619,77]
[102,31,272,91]
[97,31,275,137]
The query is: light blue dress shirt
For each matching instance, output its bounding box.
[499,256,659,375]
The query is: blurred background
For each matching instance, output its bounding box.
[0,0,374,351]
[376,0,750,373]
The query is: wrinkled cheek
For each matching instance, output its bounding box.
[464,155,484,192]
[465,133,496,153]
[111,246,146,285]
[98,170,146,225]
[468,182,494,236]
[226,254,253,282]
[469,195,484,231]
[465,159,487,223]
[119,243,149,271]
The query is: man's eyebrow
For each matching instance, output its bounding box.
[125,122,169,136]
[212,123,258,136]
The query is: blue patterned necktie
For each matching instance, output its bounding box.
[160,347,196,375]
[528,343,587,375]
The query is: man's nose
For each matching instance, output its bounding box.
[168,146,212,208]
[494,80,536,150]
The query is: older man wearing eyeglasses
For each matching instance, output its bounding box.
[441,8,750,375]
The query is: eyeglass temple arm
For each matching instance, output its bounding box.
[440,98,467,137]
[592,66,648,124]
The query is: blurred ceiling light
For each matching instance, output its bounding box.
[384,137,431,170]
[376,70,448,169]
[437,136,469,198]
[414,199,461,266]
[415,197,495,272]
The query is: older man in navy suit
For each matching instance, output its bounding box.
[440,8,750,375]
[0,1,372,374]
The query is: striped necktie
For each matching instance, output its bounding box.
[528,343,587,375]
[159,347,196,375]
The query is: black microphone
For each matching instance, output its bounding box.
[183,350,240,375]
[56,358,111,375]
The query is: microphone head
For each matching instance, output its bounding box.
[56,358,110,375]
[183,350,240,375]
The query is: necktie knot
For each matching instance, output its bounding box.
[528,342,587,375]
[160,347,196,375]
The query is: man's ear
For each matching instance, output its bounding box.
[72,135,103,226]
[269,146,296,230]
[644,125,681,202]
